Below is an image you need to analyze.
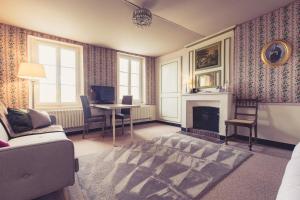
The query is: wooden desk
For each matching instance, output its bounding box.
[91,104,140,146]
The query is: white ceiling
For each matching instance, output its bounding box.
[0,0,294,57]
[130,0,295,36]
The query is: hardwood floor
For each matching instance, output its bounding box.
[69,122,181,157]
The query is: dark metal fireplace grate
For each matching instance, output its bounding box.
[193,106,219,133]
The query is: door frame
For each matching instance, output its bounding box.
[159,57,182,123]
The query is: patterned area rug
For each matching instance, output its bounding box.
[77,134,251,200]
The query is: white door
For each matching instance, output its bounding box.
[159,58,181,123]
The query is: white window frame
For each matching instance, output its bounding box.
[28,36,84,109]
[117,53,145,104]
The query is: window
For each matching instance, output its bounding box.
[117,54,144,103]
[29,36,83,108]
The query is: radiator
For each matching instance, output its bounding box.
[47,105,156,130]
[48,109,84,129]
[131,106,156,121]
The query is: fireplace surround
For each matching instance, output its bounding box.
[181,92,233,136]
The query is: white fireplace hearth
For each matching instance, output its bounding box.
[181,92,233,136]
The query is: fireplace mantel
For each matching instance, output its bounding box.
[181,92,233,136]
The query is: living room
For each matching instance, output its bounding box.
[0,0,299,200]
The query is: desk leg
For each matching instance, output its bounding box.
[112,109,116,147]
[130,108,133,140]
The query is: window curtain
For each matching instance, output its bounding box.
[0,24,28,108]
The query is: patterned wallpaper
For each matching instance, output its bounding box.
[145,57,156,105]
[234,0,300,103]
[0,25,29,108]
[84,45,117,98]
[0,23,156,108]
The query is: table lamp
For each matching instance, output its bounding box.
[18,62,46,108]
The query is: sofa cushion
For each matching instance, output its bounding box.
[277,183,300,200]
[0,113,14,137]
[0,120,9,142]
[281,158,300,185]
[7,108,33,133]
[28,109,51,129]
[2,131,75,200]
[8,131,68,147]
[9,125,64,138]
[291,143,300,159]
[276,158,300,200]
[0,102,14,138]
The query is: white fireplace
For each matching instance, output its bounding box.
[181,92,233,136]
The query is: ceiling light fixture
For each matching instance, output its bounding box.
[132,7,152,28]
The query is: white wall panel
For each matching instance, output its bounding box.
[161,97,179,119]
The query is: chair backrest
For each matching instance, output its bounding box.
[121,95,133,115]
[80,96,92,122]
[235,97,259,122]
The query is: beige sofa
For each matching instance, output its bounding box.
[0,113,78,200]
[276,143,300,200]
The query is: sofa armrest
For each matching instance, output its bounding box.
[49,115,57,125]
[0,139,75,200]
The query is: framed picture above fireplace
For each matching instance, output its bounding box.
[195,41,221,71]
[195,70,221,89]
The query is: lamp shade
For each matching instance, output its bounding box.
[18,63,46,80]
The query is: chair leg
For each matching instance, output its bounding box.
[254,124,258,142]
[234,125,237,136]
[82,123,87,139]
[249,127,252,151]
[104,116,106,131]
[82,124,84,139]
[122,118,124,135]
[225,124,228,145]
[110,116,112,129]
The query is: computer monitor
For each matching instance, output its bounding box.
[91,85,115,104]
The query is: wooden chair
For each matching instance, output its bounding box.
[225,97,259,151]
[80,96,106,139]
[110,95,132,135]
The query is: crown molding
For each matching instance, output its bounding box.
[185,25,236,48]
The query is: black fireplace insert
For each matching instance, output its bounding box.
[193,106,219,133]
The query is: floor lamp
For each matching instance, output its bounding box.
[18,63,46,109]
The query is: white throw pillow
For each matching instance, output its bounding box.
[28,109,51,129]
